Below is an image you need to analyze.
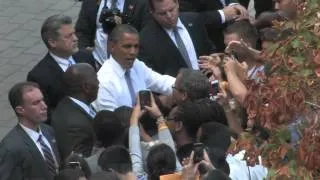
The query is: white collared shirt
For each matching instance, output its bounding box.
[19,123,59,167]
[50,52,76,72]
[69,97,96,118]
[227,150,268,180]
[164,19,199,70]
[92,55,175,111]
[93,0,125,65]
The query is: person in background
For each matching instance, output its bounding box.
[75,0,151,67]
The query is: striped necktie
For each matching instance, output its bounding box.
[38,135,57,176]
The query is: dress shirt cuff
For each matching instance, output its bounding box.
[218,10,226,24]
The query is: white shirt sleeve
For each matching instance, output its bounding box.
[94,81,118,111]
[139,61,175,95]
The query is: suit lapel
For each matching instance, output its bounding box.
[16,125,50,177]
[153,20,188,67]
[64,97,93,119]
[179,16,200,57]
[44,53,65,86]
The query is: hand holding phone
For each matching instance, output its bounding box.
[193,143,205,164]
[139,90,151,109]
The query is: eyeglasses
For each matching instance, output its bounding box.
[165,116,176,121]
[67,161,82,169]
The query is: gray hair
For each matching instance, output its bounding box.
[177,68,210,101]
[108,24,139,43]
[41,14,72,48]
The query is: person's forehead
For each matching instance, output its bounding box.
[22,87,41,102]
[118,33,139,42]
[153,0,177,11]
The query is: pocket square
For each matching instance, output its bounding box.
[188,23,193,27]
[51,139,56,143]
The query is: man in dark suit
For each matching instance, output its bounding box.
[179,0,248,51]
[0,82,60,180]
[51,63,98,160]
[75,0,151,66]
[27,15,96,123]
[138,0,218,76]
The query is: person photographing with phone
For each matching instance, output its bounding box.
[92,24,175,111]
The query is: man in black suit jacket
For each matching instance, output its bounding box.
[138,0,220,77]
[52,63,98,160]
[27,15,96,123]
[0,82,60,180]
[75,0,151,49]
[179,0,248,51]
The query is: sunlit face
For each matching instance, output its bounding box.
[49,24,79,57]
[17,87,48,124]
[151,0,179,29]
[110,33,140,70]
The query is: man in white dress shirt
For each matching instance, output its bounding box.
[93,24,175,111]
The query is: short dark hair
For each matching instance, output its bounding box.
[108,24,138,43]
[98,145,132,174]
[93,110,126,147]
[199,122,235,153]
[176,69,210,101]
[41,14,72,49]
[175,98,228,138]
[148,0,178,11]
[224,20,259,48]
[8,82,39,113]
[207,147,230,175]
[147,143,176,180]
[62,153,91,178]
[114,106,133,128]
[54,168,85,180]
[89,171,120,180]
[63,63,96,96]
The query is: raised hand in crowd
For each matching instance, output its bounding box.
[181,150,215,180]
[225,40,262,63]
[222,4,248,22]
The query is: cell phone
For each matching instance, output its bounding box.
[211,80,219,96]
[193,143,205,164]
[139,90,151,109]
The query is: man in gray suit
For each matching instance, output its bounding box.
[0,82,60,180]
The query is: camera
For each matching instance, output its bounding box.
[99,6,130,34]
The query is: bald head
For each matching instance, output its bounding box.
[64,63,98,102]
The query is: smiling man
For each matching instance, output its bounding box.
[93,24,175,111]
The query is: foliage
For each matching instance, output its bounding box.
[228,0,320,179]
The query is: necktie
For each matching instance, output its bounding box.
[111,0,118,9]
[125,70,136,106]
[173,27,192,68]
[89,104,97,118]
[38,135,57,176]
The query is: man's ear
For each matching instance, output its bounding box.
[175,121,183,132]
[15,106,24,116]
[108,41,115,53]
[48,38,57,49]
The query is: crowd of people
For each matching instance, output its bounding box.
[0,0,298,179]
